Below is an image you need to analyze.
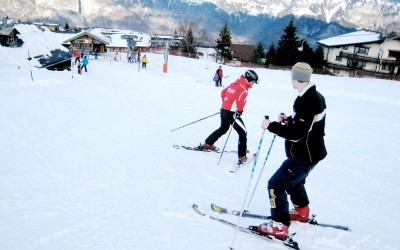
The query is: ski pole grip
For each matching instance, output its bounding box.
[264,115,269,119]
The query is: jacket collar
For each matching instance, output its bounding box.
[298,82,315,97]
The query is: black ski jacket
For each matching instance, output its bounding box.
[268,84,327,163]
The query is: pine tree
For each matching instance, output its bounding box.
[275,17,299,66]
[251,42,266,64]
[265,43,276,65]
[215,23,232,62]
[64,23,69,31]
[310,45,325,69]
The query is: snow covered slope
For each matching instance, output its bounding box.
[0,25,399,250]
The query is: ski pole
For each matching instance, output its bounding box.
[217,114,238,165]
[246,134,276,210]
[170,111,220,132]
[229,115,268,250]
[27,50,33,82]
[71,55,74,79]
[246,113,284,209]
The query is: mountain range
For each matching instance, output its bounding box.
[1,0,399,47]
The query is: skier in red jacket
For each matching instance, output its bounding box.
[196,70,259,165]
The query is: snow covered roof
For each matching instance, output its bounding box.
[318,30,382,47]
[9,24,70,67]
[33,22,60,27]
[63,28,111,45]
[0,27,19,36]
[38,49,72,68]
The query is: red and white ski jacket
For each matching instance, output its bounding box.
[220,76,252,112]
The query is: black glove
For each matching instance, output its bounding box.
[236,110,243,117]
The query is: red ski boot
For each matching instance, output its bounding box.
[290,205,310,222]
[257,221,289,241]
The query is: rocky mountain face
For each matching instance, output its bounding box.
[1,0,398,47]
[201,0,399,31]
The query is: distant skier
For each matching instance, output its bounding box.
[82,56,89,72]
[77,62,82,74]
[137,49,141,62]
[74,50,81,64]
[80,47,84,57]
[214,65,223,87]
[142,55,147,68]
[256,62,327,241]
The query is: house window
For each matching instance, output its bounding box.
[347,59,354,67]
[388,51,396,58]
[343,45,348,50]
[8,36,15,44]
[381,64,394,72]
[335,56,342,62]
[356,46,369,55]
[347,60,366,69]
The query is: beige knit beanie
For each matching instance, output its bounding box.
[291,62,313,82]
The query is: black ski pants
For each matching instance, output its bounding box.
[205,109,247,158]
[268,158,318,226]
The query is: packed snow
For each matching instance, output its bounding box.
[0,24,399,250]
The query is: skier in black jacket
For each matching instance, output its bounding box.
[256,62,327,241]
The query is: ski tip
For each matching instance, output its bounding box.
[211,203,222,213]
[192,204,206,216]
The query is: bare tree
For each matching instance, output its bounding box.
[177,19,209,47]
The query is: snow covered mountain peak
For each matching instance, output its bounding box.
[184,0,399,30]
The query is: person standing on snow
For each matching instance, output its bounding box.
[142,55,147,68]
[256,62,327,241]
[82,56,89,72]
[74,50,81,64]
[80,47,85,57]
[195,70,259,165]
[77,62,82,74]
[215,66,223,87]
[137,49,141,62]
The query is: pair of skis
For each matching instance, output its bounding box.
[173,144,255,172]
[193,204,300,250]
[173,144,237,154]
[193,203,351,250]
[210,203,351,231]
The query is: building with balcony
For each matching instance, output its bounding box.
[150,34,183,50]
[318,30,400,80]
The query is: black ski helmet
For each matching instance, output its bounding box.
[244,70,259,84]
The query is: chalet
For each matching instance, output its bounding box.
[318,30,400,79]
[63,28,111,54]
[0,27,20,47]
